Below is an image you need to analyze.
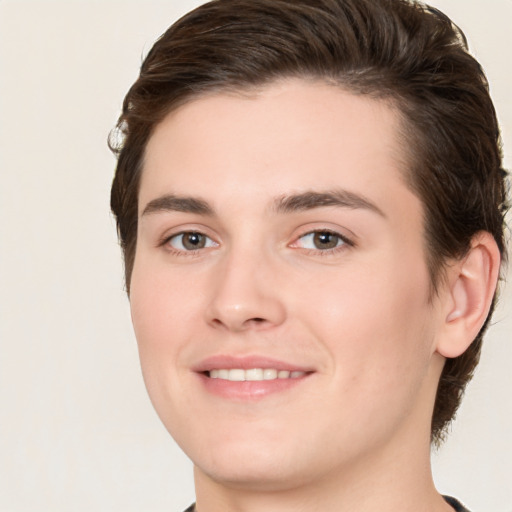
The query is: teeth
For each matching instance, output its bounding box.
[245,368,263,381]
[218,369,229,379]
[208,368,306,381]
[228,369,245,381]
[263,369,277,380]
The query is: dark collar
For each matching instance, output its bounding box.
[184,496,471,512]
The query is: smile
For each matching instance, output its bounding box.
[195,357,313,400]
[208,369,307,381]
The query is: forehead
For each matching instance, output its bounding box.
[140,79,417,221]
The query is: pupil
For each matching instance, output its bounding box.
[183,232,205,250]
[313,232,338,249]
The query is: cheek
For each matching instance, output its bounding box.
[313,268,435,445]
[130,259,202,344]
[299,254,435,389]
[128,260,205,425]
[128,260,204,401]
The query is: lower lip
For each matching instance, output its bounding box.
[197,373,311,400]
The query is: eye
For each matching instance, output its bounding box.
[167,231,217,251]
[295,230,349,251]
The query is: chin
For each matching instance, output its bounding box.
[183,428,310,490]
[188,426,352,495]
[196,455,311,492]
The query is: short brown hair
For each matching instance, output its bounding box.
[110,0,508,444]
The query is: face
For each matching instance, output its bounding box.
[130,80,446,491]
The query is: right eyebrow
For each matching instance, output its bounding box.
[141,194,214,217]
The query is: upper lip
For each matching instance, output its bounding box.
[193,355,314,373]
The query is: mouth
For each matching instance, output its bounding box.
[194,356,314,400]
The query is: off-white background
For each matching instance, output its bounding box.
[0,1,510,511]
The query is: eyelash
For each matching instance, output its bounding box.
[159,229,354,256]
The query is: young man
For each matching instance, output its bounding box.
[109,1,508,511]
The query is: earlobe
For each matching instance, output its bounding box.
[436,232,501,359]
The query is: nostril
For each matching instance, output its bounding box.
[209,316,268,331]
[245,317,269,328]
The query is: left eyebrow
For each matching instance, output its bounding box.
[272,189,386,217]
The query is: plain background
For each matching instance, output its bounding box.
[0,1,510,511]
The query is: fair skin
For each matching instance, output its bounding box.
[130,79,499,512]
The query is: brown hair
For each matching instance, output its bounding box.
[109,0,508,444]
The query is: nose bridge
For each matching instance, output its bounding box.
[205,236,286,331]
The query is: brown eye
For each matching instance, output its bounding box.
[182,232,206,250]
[312,231,340,249]
[168,232,215,251]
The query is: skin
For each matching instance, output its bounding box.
[129,79,493,512]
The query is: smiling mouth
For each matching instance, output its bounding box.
[207,368,307,381]
[195,356,314,398]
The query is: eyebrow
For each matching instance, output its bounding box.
[141,194,214,217]
[272,189,386,217]
[141,189,385,218]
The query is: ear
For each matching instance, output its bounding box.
[436,231,501,359]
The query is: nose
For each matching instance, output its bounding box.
[205,249,287,332]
